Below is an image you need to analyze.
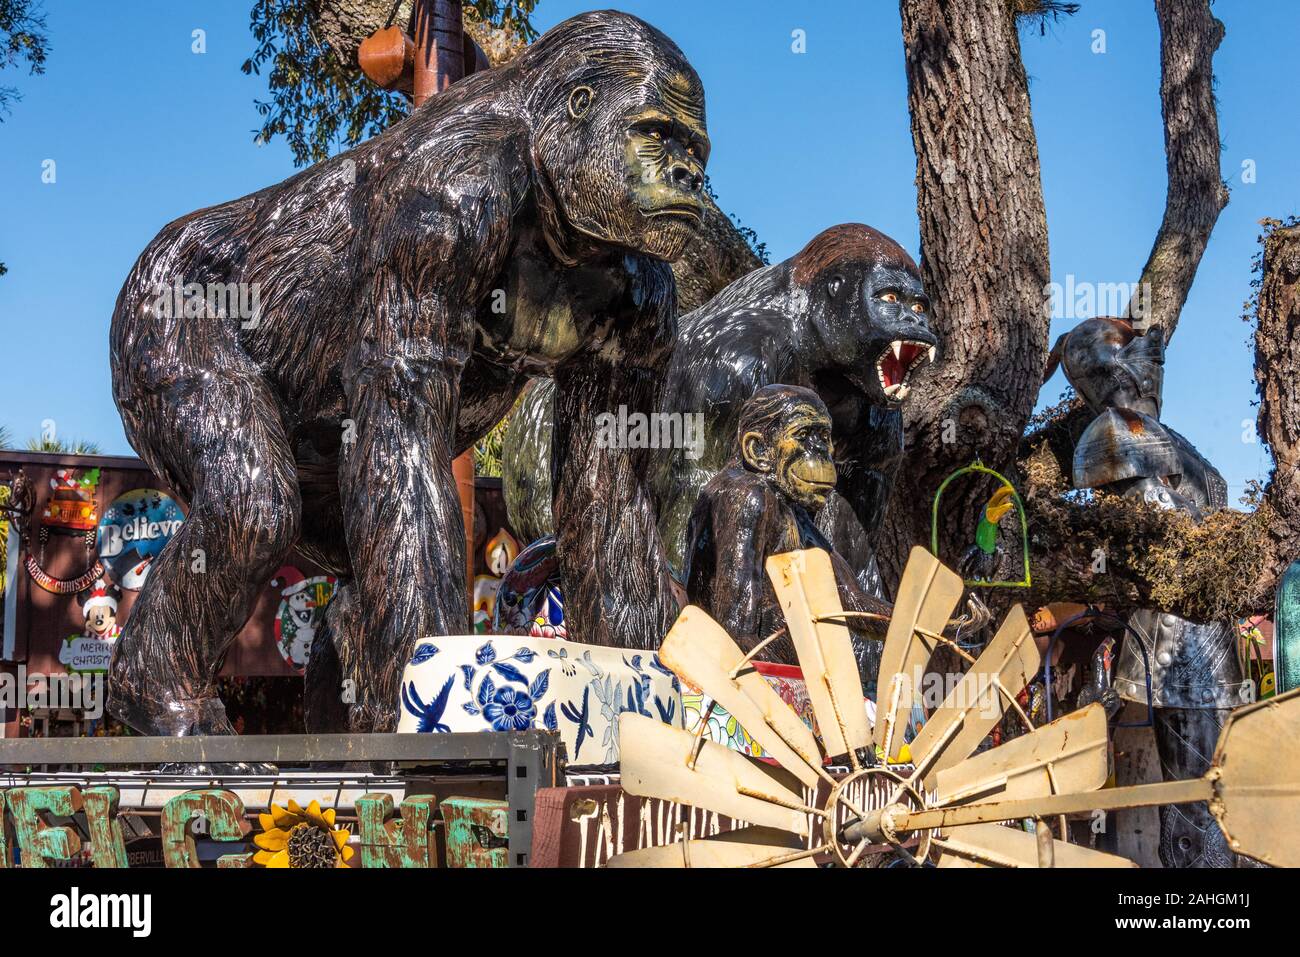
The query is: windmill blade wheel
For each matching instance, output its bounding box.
[613,548,1145,868]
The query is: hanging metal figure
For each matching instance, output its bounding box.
[1050,317,1252,868]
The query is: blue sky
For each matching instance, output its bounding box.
[0,1,1295,502]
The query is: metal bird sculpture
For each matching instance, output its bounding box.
[959,485,1017,582]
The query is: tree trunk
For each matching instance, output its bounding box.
[881,0,1052,585]
[1125,0,1229,338]
[1251,221,1300,601]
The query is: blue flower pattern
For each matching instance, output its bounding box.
[407,639,679,760]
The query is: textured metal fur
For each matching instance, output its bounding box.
[108,10,708,736]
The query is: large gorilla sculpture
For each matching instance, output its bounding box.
[503,223,939,593]
[108,11,708,738]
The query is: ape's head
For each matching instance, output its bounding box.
[739,384,838,512]
[791,224,939,406]
[1046,317,1164,419]
[523,11,709,263]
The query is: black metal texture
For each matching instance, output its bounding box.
[106,10,708,738]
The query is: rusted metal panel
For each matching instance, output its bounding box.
[6,784,82,868]
[530,773,901,868]
[442,796,508,868]
[160,789,250,869]
[0,788,13,867]
[356,792,439,868]
[82,785,128,868]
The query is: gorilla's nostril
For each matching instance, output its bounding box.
[670,165,702,193]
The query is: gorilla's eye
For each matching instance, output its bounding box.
[879,292,899,303]
[911,302,926,313]
[827,276,843,297]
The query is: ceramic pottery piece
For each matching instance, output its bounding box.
[396,635,683,767]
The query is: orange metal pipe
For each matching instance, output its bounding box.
[412,0,476,602]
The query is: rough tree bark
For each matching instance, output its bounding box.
[1251,221,1300,600]
[1125,0,1229,337]
[881,0,1052,585]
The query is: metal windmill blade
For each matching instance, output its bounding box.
[905,603,1040,789]
[617,712,814,837]
[765,549,873,764]
[657,604,827,789]
[934,702,1110,806]
[612,547,1295,869]
[873,546,965,760]
[935,822,1136,868]
[606,826,816,868]
[849,687,1300,869]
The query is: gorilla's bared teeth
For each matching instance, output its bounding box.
[928,344,937,363]
[891,340,903,361]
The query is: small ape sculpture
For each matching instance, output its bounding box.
[108,11,709,739]
[1051,317,1249,867]
[503,223,939,591]
[683,385,891,688]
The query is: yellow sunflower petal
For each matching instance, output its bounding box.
[252,849,276,866]
[257,812,275,832]
[287,799,304,816]
[340,845,354,862]
[253,828,289,851]
[270,804,298,827]
[331,827,350,850]
[266,848,291,868]
[322,807,336,827]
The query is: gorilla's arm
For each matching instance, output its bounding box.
[683,478,774,647]
[338,166,518,728]
[551,257,681,649]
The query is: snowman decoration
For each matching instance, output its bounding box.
[270,566,336,674]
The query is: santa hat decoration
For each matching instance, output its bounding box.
[82,580,119,617]
[270,565,309,597]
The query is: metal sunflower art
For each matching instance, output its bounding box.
[253,799,354,868]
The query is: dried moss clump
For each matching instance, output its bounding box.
[1019,442,1273,622]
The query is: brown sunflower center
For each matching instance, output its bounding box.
[286,821,338,868]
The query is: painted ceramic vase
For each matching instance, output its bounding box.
[396,635,684,767]
[396,637,877,768]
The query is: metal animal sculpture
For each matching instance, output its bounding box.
[108,11,709,743]
[504,223,939,592]
[1051,317,1249,867]
[682,385,890,687]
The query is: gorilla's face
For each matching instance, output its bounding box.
[546,71,709,262]
[621,89,710,258]
[811,261,938,406]
[743,398,838,511]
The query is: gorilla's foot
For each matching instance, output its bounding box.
[109,692,278,774]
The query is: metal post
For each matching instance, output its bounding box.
[506,730,561,867]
